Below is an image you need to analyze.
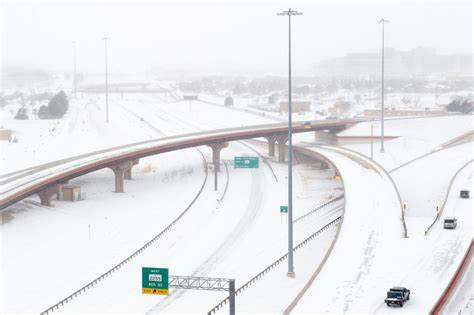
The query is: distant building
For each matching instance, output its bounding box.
[268,93,280,105]
[279,101,311,113]
[328,101,353,116]
[224,95,234,107]
[314,47,473,77]
[0,129,12,141]
[58,185,83,202]
[183,95,199,100]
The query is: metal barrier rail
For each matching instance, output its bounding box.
[424,159,473,236]
[207,216,342,314]
[40,150,209,315]
[310,145,408,238]
[389,131,474,174]
[239,140,279,182]
[217,161,230,203]
[430,240,473,314]
[294,194,344,224]
[197,99,286,123]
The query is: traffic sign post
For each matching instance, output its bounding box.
[141,268,235,314]
[142,267,169,295]
[280,206,288,224]
[234,157,259,168]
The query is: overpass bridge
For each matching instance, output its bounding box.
[0,119,362,211]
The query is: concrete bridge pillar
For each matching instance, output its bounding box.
[265,136,278,157]
[327,125,347,134]
[37,184,59,206]
[109,161,134,193]
[320,161,329,169]
[208,142,229,172]
[124,159,140,180]
[276,135,288,163]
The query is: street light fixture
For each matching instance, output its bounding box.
[73,41,77,96]
[278,8,302,278]
[378,18,389,153]
[103,37,109,123]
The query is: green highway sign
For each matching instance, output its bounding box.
[234,156,259,168]
[142,267,169,295]
[280,206,288,213]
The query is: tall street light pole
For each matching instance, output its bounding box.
[73,41,77,96]
[378,18,389,153]
[278,8,301,278]
[103,37,109,123]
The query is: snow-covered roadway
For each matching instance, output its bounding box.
[292,144,473,313]
[292,145,404,313]
[1,96,343,314]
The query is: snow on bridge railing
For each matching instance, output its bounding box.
[430,240,473,314]
[40,150,209,315]
[207,215,342,315]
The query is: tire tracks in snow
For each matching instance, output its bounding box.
[39,104,208,315]
[145,143,266,314]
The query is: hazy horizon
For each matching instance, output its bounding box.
[2,0,473,76]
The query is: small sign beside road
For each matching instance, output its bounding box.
[280,206,288,213]
[234,157,259,168]
[142,267,169,295]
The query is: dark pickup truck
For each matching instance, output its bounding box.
[385,287,410,307]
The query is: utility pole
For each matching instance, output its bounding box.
[378,18,389,153]
[73,41,77,96]
[278,8,301,278]
[103,37,109,123]
[370,124,374,160]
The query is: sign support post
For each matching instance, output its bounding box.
[370,124,374,160]
[214,162,218,191]
[229,279,235,315]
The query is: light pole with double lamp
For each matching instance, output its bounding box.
[103,37,109,123]
[73,41,77,96]
[378,18,389,153]
[278,8,302,278]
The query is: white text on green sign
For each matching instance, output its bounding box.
[142,267,169,295]
[235,157,259,168]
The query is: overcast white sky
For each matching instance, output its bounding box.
[1,0,472,76]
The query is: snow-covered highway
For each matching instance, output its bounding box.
[1,92,472,314]
[291,143,473,313]
[291,145,403,313]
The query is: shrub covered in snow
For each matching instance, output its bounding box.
[48,91,69,117]
[446,98,473,114]
[38,91,69,119]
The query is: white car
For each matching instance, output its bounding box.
[444,218,457,229]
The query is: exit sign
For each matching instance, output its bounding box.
[235,157,259,168]
[142,267,169,295]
